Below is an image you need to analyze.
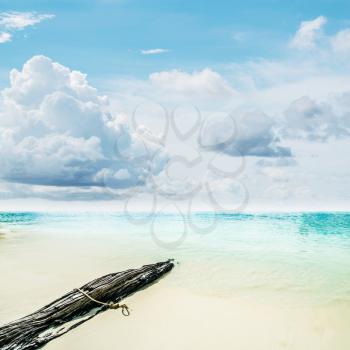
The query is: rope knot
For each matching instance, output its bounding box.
[75,288,130,317]
[121,304,130,316]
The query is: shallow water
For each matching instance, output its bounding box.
[0,212,350,349]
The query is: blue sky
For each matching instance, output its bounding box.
[2,0,350,81]
[1,1,350,210]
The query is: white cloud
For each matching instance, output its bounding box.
[141,48,169,55]
[290,17,350,57]
[0,11,54,44]
[283,96,350,141]
[224,54,350,114]
[149,68,238,98]
[104,67,240,117]
[0,32,11,43]
[0,56,168,192]
[3,25,350,204]
[0,11,54,30]
[232,31,246,42]
[331,28,350,53]
[290,16,327,50]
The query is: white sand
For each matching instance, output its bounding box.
[43,284,350,350]
[1,224,350,349]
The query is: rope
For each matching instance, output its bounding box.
[75,288,130,316]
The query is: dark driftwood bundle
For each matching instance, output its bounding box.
[0,260,174,350]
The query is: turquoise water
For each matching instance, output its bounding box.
[1,212,350,307]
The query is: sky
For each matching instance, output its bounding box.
[1,0,350,211]
[1,0,350,79]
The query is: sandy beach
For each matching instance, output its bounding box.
[45,285,350,350]
[1,212,350,349]
[2,266,350,350]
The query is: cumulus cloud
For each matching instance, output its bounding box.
[149,68,237,98]
[283,96,349,141]
[289,16,350,57]
[290,16,327,50]
[199,111,291,157]
[0,56,168,192]
[104,67,240,116]
[141,48,169,55]
[331,29,350,54]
